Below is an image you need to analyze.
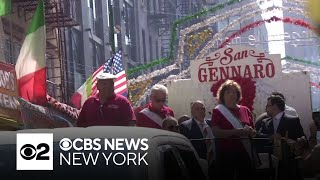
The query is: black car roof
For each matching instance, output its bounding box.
[0,126,189,145]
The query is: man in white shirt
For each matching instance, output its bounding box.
[255,91,298,131]
[258,95,305,180]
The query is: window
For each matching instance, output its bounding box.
[147,0,150,12]
[66,0,81,22]
[158,144,206,180]
[94,0,103,38]
[88,0,96,33]
[142,30,146,64]
[149,36,153,60]
[159,146,186,180]
[4,39,12,64]
[153,0,157,13]
[106,0,110,26]
[124,1,136,62]
[70,29,83,74]
[156,40,159,59]
[89,40,95,70]
[176,146,206,180]
[94,43,103,68]
[4,38,21,65]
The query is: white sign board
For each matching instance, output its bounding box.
[191,46,282,83]
[168,46,312,136]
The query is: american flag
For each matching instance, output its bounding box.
[91,50,128,96]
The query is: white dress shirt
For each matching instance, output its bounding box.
[273,112,284,133]
[194,119,215,161]
[194,119,213,137]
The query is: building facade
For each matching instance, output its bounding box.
[0,0,78,103]
[63,0,112,102]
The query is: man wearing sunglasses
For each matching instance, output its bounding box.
[136,84,174,129]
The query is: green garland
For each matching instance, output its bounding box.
[282,56,320,67]
[128,0,242,75]
[128,58,168,75]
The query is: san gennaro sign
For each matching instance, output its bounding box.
[191,45,282,83]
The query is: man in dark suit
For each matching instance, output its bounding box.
[255,92,298,132]
[259,95,304,140]
[180,101,215,179]
[180,101,213,159]
[258,95,305,180]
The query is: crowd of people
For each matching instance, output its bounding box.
[77,73,320,180]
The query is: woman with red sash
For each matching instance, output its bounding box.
[211,79,256,180]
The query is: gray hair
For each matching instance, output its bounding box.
[151,84,168,96]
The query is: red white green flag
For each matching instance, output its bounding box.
[15,0,46,105]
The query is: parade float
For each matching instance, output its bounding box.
[128,0,320,137]
[167,45,313,136]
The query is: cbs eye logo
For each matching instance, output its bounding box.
[16,133,53,170]
[20,143,50,160]
[59,138,72,151]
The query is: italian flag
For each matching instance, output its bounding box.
[0,0,11,16]
[70,75,93,109]
[15,0,46,105]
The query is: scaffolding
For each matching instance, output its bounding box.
[13,0,79,103]
[148,0,208,59]
[148,0,178,58]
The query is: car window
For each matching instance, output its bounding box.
[163,150,187,180]
[158,145,187,180]
[176,146,206,180]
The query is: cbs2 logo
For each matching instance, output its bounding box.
[20,143,50,160]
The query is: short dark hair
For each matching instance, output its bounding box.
[162,116,178,127]
[271,92,285,102]
[268,95,285,111]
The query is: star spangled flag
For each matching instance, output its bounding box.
[71,50,128,109]
[104,50,128,96]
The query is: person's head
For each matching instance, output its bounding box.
[266,95,285,117]
[96,73,116,97]
[191,101,206,122]
[150,84,168,111]
[312,111,320,129]
[271,92,286,102]
[216,80,242,107]
[178,115,190,124]
[162,117,179,133]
